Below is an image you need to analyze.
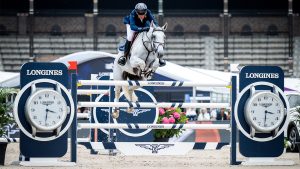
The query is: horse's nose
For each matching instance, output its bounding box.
[158,51,164,58]
[157,45,164,58]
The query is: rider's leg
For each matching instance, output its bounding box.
[124,40,131,58]
[118,24,134,66]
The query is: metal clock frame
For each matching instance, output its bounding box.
[14,79,74,142]
[244,88,286,137]
[234,81,290,142]
[25,84,69,137]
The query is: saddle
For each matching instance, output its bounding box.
[118,33,140,52]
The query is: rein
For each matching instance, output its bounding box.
[141,28,165,65]
[136,28,165,77]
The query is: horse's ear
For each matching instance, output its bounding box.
[150,20,155,28]
[162,23,168,31]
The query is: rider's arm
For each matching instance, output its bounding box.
[129,11,144,32]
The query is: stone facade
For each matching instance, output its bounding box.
[33,16,86,34]
[230,17,288,34]
[164,17,221,35]
[0,16,18,33]
[0,15,299,76]
[1,15,298,36]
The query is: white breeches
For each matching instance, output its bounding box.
[126,24,136,41]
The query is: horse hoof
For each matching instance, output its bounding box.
[112,109,120,119]
[127,107,134,113]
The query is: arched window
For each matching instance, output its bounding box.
[50,24,62,36]
[105,24,117,36]
[266,24,278,36]
[173,24,184,36]
[0,24,8,35]
[241,25,252,36]
[199,25,210,36]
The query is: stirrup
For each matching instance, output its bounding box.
[159,59,166,67]
[118,56,126,66]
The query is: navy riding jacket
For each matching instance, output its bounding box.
[123,9,158,32]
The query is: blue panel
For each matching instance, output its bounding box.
[19,62,69,157]
[238,66,285,157]
[110,86,157,142]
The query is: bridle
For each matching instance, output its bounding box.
[142,28,165,54]
[140,28,165,78]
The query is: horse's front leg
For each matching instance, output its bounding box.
[112,86,121,119]
[145,58,160,80]
[130,57,146,77]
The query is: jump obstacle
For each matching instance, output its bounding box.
[12,62,292,166]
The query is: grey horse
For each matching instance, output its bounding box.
[112,21,168,118]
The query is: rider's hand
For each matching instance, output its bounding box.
[137,27,143,32]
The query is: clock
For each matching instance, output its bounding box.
[244,85,286,138]
[234,81,290,142]
[25,82,69,137]
[14,78,74,142]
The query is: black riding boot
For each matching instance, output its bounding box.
[159,58,166,67]
[118,40,131,66]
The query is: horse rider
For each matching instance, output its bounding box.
[118,3,166,67]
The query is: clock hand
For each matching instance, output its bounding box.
[45,109,49,122]
[46,108,57,113]
[264,110,267,125]
[266,111,274,114]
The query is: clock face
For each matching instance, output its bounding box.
[25,89,68,131]
[246,92,285,132]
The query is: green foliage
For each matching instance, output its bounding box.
[0,88,15,137]
[153,107,188,139]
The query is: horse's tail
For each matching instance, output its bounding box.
[122,71,140,102]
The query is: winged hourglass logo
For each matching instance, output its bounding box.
[120,109,151,116]
[135,144,174,153]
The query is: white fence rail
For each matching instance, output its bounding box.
[78,123,230,130]
[77,89,108,95]
[78,80,230,88]
[78,102,230,109]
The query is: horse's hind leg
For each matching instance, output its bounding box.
[112,86,121,119]
[129,86,139,102]
[120,86,134,113]
[126,86,140,113]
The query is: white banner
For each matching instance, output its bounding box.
[115,142,194,156]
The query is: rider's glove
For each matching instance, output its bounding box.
[137,27,143,32]
[142,27,150,31]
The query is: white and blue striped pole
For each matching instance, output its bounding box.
[78,123,230,130]
[78,80,230,88]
